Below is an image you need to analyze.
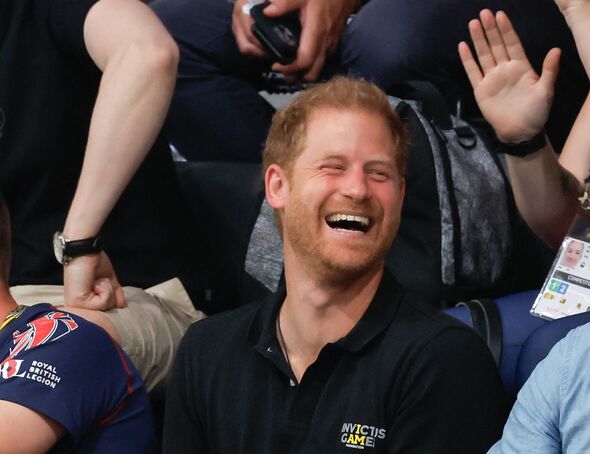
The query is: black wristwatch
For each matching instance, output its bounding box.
[52,231,102,265]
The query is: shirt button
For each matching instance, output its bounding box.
[289,379,296,387]
[267,347,272,353]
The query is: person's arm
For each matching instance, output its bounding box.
[488,333,566,453]
[559,93,590,184]
[232,0,361,81]
[458,9,582,248]
[554,1,590,183]
[386,328,507,453]
[62,0,179,310]
[0,401,64,454]
[555,0,590,76]
[0,308,155,451]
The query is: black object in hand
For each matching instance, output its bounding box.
[251,2,301,65]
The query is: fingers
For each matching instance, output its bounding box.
[468,17,496,74]
[271,8,323,79]
[93,278,116,310]
[539,47,561,92]
[232,0,268,58]
[263,0,300,17]
[271,42,324,81]
[96,252,126,308]
[303,51,326,81]
[111,276,126,308]
[495,11,528,62]
[62,252,125,311]
[458,41,483,88]
[91,276,124,310]
[459,9,530,77]
[479,9,509,64]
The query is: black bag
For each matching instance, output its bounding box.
[178,82,552,313]
[385,82,552,305]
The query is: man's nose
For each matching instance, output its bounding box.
[341,167,370,201]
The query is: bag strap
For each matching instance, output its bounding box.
[390,81,480,149]
[389,81,453,129]
[456,299,503,366]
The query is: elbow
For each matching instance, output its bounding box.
[143,37,179,81]
[124,37,179,87]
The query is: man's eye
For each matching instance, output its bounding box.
[322,165,344,173]
[368,170,390,181]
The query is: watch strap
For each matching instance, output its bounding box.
[64,236,102,258]
[497,131,547,157]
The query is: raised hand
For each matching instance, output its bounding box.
[458,10,560,143]
[63,251,125,311]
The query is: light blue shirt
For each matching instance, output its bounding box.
[489,322,590,453]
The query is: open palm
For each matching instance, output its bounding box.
[459,10,560,143]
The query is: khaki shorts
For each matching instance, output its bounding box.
[10,278,205,392]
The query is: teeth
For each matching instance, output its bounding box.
[326,214,369,226]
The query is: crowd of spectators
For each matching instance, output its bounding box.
[1,0,589,451]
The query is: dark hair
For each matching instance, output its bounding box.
[0,192,10,282]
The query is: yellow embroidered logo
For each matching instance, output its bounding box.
[340,422,386,449]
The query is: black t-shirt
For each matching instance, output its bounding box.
[0,0,192,290]
[163,271,507,453]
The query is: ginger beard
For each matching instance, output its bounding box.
[278,108,405,283]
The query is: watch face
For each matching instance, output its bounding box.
[53,231,64,264]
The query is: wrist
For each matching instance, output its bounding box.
[496,131,547,157]
[53,231,102,265]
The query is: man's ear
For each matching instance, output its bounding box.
[265,164,289,209]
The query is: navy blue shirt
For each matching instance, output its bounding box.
[0,304,156,453]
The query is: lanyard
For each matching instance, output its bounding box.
[0,305,25,331]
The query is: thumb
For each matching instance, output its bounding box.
[113,285,126,309]
[107,272,125,308]
[539,47,561,92]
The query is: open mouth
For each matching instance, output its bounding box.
[325,214,370,233]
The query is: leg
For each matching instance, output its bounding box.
[151,0,275,162]
[11,279,205,392]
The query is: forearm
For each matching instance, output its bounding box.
[558,91,590,183]
[0,401,63,454]
[62,0,179,239]
[64,41,178,238]
[560,4,590,77]
[507,144,581,248]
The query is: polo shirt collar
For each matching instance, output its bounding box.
[249,269,404,356]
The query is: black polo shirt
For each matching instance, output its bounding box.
[163,271,506,453]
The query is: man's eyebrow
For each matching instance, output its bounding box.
[312,155,346,165]
[365,158,395,167]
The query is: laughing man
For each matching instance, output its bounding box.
[163,77,506,453]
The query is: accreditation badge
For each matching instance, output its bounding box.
[532,180,590,319]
